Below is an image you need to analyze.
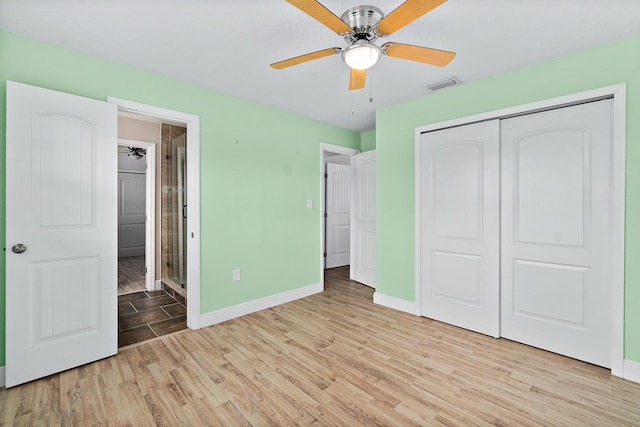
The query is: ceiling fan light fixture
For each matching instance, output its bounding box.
[342,40,381,70]
[127,147,145,159]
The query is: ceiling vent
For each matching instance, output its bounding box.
[427,77,461,92]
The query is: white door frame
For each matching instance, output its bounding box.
[117,138,156,292]
[109,97,202,330]
[320,143,359,289]
[415,84,626,378]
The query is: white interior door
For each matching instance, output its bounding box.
[6,81,118,387]
[325,162,351,269]
[501,100,613,368]
[419,121,500,337]
[118,172,146,257]
[350,151,376,287]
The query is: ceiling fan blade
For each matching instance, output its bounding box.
[270,48,341,69]
[349,68,366,92]
[377,0,447,36]
[286,0,352,34]
[383,42,455,66]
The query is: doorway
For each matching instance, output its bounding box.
[320,144,359,288]
[109,96,202,333]
[115,120,192,347]
[117,140,154,295]
[324,153,352,269]
[116,134,188,348]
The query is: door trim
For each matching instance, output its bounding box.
[414,84,626,377]
[108,97,202,330]
[117,138,156,292]
[319,143,359,289]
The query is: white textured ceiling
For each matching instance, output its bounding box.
[1,0,639,132]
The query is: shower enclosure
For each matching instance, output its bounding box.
[161,124,187,298]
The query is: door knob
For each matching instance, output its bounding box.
[12,243,27,254]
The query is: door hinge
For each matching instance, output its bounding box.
[323,252,327,258]
[324,173,327,178]
[145,266,148,273]
[324,212,327,218]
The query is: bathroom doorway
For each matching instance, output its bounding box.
[115,118,190,347]
[109,95,201,333]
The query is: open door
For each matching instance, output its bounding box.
[350,150,376,287]
[5,81,118,387]
[325,162,351,268]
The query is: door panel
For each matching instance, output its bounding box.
[325,163,351,268]
[512,260,587,325]
[431,251,482,306]
[515,130,587,246]
[501,100,612,368]
[433,144,481,240]
[38,115,95,227]
[351,151,376,287]
[118,172,146,257]
[420,120,500,337]
[6,81,117,387]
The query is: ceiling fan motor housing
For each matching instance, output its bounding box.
[341,5,384,44]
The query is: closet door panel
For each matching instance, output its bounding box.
[501,99,613,368]
[420,120,500,337]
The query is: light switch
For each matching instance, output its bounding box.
[307,199,313,209]
[232,269,240,282]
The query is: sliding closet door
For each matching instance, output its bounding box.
[501,100,613,368]
[420,121,500,337]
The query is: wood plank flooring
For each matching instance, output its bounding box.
[3,266,640,426]
[118,255,146,295]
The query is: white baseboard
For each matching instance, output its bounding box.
[0,366,5,388]
[624,359,640,384]
[200,283,323,328]
[373,292,420,316]
[154,280,163,291]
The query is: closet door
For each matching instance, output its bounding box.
[501,100,613,368]
[420,121,500,337]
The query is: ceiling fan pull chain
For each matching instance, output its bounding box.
[369,70,374,103]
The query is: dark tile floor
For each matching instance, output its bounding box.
[118,290,187,348]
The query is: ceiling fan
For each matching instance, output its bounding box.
[270,0,456,91]
[127,147,146,159]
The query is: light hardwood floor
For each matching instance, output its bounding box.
[2,266,640,426]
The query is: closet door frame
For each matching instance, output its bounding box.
[414,84,626,378]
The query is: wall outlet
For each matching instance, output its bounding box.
[232,269,241,282]
[307,199,313,209]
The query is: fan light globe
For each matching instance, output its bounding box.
[342,40,382,70]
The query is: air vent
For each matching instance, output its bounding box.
[427,77,461,92]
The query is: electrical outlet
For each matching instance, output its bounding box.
[307,199,313,209]
[232,269,241,282]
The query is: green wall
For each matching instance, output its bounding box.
[360,129,376,151]
[0,30,360,366]
[376,34,640,362]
